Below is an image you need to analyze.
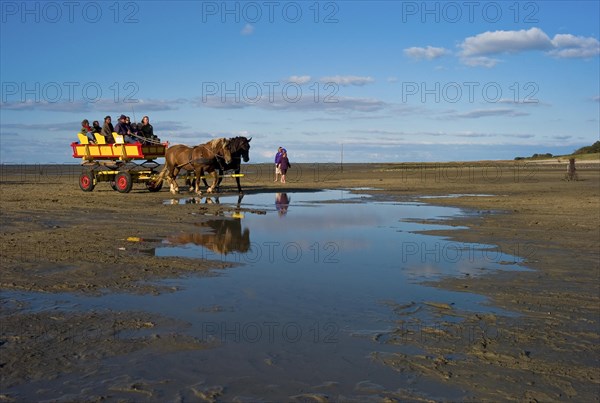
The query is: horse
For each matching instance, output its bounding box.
[201,136,251,193]
[155,138,232,195]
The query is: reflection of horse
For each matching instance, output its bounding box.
[167,218,250,255]
[155,138,232,195]
[275,193,290,216]
[201,136,251,193]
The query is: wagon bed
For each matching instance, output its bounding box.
[71,140,167,161]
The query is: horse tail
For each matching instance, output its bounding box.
[154,163,169,185]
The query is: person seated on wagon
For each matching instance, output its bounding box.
[128,117,141,138]
[140,115,156,144]
[114,114,137,144]
[125,116,137,135]
[101,115,115,144]
[92,120,102,134]
[79,119,95,143]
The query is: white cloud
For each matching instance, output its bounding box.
[548,34,600,58]
[444,108,529,119]
[460,27,553,57]
[404,46,450,60]
[319,75,375,86]
[458,27,600,66]
[497,98,548,106]
[460,56,500,68]
[0,98,183,113]
[2,122,79,131]
[286,75,312,85]
[1,99,91,112]
[194,94,386,112]
[241,24,254,36]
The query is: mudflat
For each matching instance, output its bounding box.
[1,161,598,401]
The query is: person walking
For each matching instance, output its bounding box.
[279,150,291,183]
[274,146,284,182]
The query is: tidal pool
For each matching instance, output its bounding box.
[5,190,530,400]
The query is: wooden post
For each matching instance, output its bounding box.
[566,158,578,181]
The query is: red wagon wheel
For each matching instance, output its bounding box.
[115,172,133,193]
[79,171,95,192]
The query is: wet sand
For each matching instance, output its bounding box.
[1,161,598,400]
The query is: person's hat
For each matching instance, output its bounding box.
[119,114,127,120]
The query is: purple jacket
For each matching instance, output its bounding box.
[279,156,291,171]
[275,148,287,164]
[114,122,129,135]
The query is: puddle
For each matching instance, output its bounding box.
[163,188,362,207]
[4,189,531,400]
[419,193,496,198]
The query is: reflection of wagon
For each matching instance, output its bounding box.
[71,132,168,193]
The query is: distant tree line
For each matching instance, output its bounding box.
[514,153,553,161]
[515,141,599,160]
[573,141,600,155]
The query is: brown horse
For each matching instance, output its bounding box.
[155,138,232,194]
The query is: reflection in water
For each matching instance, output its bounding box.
[166,194,245,205]
[167,218,250,255]
[275,193,290,216]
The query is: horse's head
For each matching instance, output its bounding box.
[206,138,233,165]
[237,136,251,163]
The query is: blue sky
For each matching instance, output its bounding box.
[1,0,599,163]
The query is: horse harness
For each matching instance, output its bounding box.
[175,144,227,170]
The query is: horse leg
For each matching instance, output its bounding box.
[194,169,203,195]
[207,171,218,193]
[187,170,197,193]
[216,168,224,192]
[168,176,177,194]
[235,167,242,193]
[169,167,180,194]
[167,168,176,194]
[185,176,193,191]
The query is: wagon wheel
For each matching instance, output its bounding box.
[110,181,118,191]
[115,172,133,193]
[79,171,95,192]
[146,179,163,192]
